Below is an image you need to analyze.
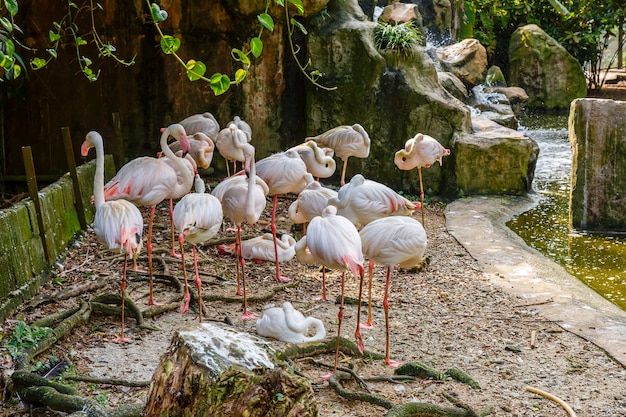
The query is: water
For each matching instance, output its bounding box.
[507,114,626,312]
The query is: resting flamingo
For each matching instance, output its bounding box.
[179,111,220,141]
[216,122,250,176]
[295,205,365,379]
[255,149,308,283]
[173,174,223,322]
[328,174,418,227]
[256,302,326,343]
[288,173,338,235]
[168,132,214,170]
[394,133,450,225]
[103,123,192,306]
[215,144,269,319]
[305,123,370,185]
[82,131,143,343]
[218,233,296,264]
[288,140,336,179]
[359,216,427,367]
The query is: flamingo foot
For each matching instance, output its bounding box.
[180,292,191,314]
[217,245,231,256]
[355,331,365,354]
[252,258,264,264]
[320,372,334,381]
[235,288,243,296]
[359,322,374,329]
[112,335,130,343]
[170,251,182,259]
[241,311,257,320]
[148,299,165,306]
[276,275,291,283]
[385,359,401,368]
[314,295,329,302]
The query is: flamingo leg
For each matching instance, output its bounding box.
[271,194,290,283]
[112,252,130,343]
[193,245,203,322]
[322,271,346,380]
[239,226,256,320]
[354,268,365,354]
[360,260,374,329]
[314,266,328,302]
[418,166,425,226]
[384,266,400,368]
[340,158,348,186]
[179,234,190,314]
[226,159,231,177]
[170,199,181,258]
[234,227,242,296]
[146,206,162,306]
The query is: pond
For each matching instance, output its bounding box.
[507,113,626,312]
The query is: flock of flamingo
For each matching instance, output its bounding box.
[81,112,450,377]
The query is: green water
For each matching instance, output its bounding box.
[507,114,626,312]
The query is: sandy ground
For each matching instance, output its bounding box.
[1,193,626,416]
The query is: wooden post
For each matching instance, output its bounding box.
[61,127,87,229]
[22,146,52,264]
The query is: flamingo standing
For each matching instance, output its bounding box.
[255,149,308,283]
[295,205,365,379]
[216,122,251,176]
[359,216,427,367]
[305,123,371,186]
[82,131,143,343]
[103,123,193,305]
[218,233,296,264]
[179,111,220,141]
[328,174,419,227]
[173,174,223,322]
[288,140,336,179]
[215,144,269,319]
[394,133,450,225]
[256,301,326,343]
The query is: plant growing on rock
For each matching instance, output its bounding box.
[374,21,425,58]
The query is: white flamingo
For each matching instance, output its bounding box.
[256,302,326,343]
[218,233,296,264]
[216,121,251,176]
[179,111,220,141]
[288,140,336,179]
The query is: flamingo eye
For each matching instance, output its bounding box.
[402,157,407,162]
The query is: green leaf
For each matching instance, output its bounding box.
[250,37,263,58]
[150,3,168,22]
[46,48,57,58]
[291,18,307,35]
[81,56,92,66]
[49,30,60,42]
[4,38,14,56]
[30,57,47,70]
[231,48,250,65]
[257,13,274,32]
[185,59,206,81]
[287,0,305,15]
[160,35,180,54]
[0,17,12,33]
[76,36,87,46]
[274,0,285,6]
[11,63,20,79]
[210,72,231,95]
[4,0,18,17]
[234,68,246,84]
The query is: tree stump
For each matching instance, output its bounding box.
[142,322,317,416]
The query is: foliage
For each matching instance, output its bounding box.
[0,0,23,81]
[374,21,425,58]
[3,321,51,360]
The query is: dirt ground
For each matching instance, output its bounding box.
[1,188,626,417]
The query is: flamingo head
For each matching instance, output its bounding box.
[81,131,101,157]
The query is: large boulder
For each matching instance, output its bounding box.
[378,2,423,27]
[435,38,488,88]
[569,98,626,231]
[509,24,587,110]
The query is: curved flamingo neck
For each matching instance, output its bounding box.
[161,126,193,193]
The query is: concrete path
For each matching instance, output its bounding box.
[445,195,626,367]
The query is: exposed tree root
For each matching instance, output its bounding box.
[64,374,151,388]
[328,371,394,409]
[31,305,82,328]
[278,336,385,361]
[29,278,108,308]
[395,362,481,390]
[91,293,144,327]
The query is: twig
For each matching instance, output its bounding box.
[525,386,577,417]
[64,374,150,388]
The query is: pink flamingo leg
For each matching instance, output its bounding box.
[322,272,346,380]
[179,234,190,314]
[112,253,130,343]
[170,199,181,258]
[193,245,203,322]
[239,227,256,320]
[234,228,243,296]
[384,266,400,368]
[271,194,290,283]
[418,166,425,226]
[354,267,365,354]
[314,266,328,302]
[360,260,374,329]
[147,206,163,306]
[340,158,348,186]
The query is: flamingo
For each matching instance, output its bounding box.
[215,144,269,319]
[255,149,308,283]
[103,123,193,306]
[218,233,296,264]
[229,115,252,141]
[288,173,338,233]
[328,174,418,227]
[394,133,450,225]
[288,140,336,179]
[179,111,220,141]
[168,132,214,170]
[295,205,365,379]
[81,131,143,343]
[216,121,251,176]
[359,216,427,367]
[305,123,371,186]
[173,174,223,322]
[256,302,326,343]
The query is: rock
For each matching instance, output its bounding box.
[509,24,587,110]
[408,0,453,44]
[485,86,528,117]
[453,116,539,196]
[486,65,507,87]
[438,71,469,103]
[436,38,488,88]
[379,2,423,27]
[469,85,518,129]
[569,98,626,231]
[143,322,317,416]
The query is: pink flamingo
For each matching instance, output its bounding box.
[179,111,220,141]
[359,216,427,367]
[394,133,450,225]
[305,123,371,186]
[82,131,143,343]
[169,132,214,170]
[328,174,419,227]
[255,149,308,283]
[218,233,296,264]
[295,205,366,379]
[288,140,336,179]
[103,123,193,306]
[288,173,338,234]
[216,120,251,176]
[214,144,269,320]
[173,174,223,322]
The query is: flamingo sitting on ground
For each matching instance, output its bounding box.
[359,216,427,367]
[288,140,336,180]
[305,123,371,186]
[218,233,296,264]
[394,133,450,225]
[173,174,223,322]
[255,149,308,283]
[216,121,251,176]
[256,302,326,343]
[103,123,193,306]
[216,144,269,319]
[295,205,366,379]
[179,111,220,141]
[82,131,143,343]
